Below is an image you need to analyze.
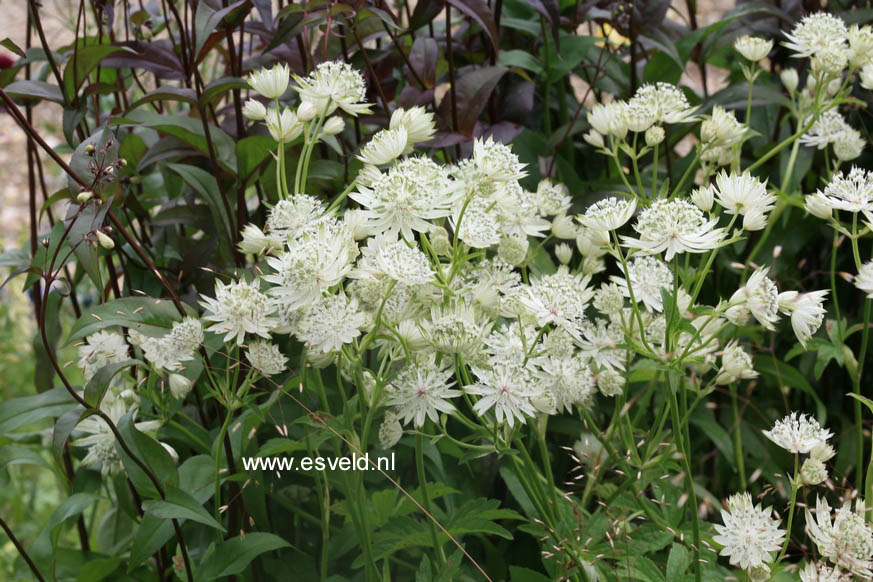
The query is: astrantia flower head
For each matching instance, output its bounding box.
[247,63,290,99]
[813,167,873,216]
[423,302,492,361]
[799,562,851,582]
[726,267,780,330]
[701,106,746,148]
[714,341,759,385]
[390,106,435,151]
[611,255,672,313]
[265,107,302,143]
[239,224,283,255]
[242,99,267,121]
[628,82,697,125]
[713,492,785,570]
[580,197,637,232]
[246,341,288,377]
[466,363,540,427]
[357,127,407,166]
[354,232,434,285]
[296,293,367,354]
[778,290,828,348]
[622,199,726,260]
[387,355,461,428]
[351,156,459,240]
[587,101,628,138]
[291,60,371,116]
[534,356,595,413]
[714,171,775,231]
[763,412,832,453]
[519,267,593,336]
[784,13,848,58]
[855,261,873,297]
[534,179,571,216]
[200,279,278,345]
[734,35,774,62]
[266,194,329,240]
[806,496,873,578]
[801,111,856,151]
[78,330,129,381]
[848,24,873,68]
[472,137,527,182]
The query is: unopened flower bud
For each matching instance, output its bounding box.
[645,126,665,147]
[95,230,114,249]
[168,374,193,399]
[554,243,573,265]
[77,191,94,203]
[780,68,799,93]
[242,99,267,121]
[297,100,318,122]
[322,116,345,136]
[551,214,577,239]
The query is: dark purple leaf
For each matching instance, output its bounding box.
[408,37,438,88]
[527,0,560,42]
[102,42,185,80]
[438,65,507,135]
[445,0,500,53]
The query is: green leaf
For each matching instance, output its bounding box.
[0,387,77,434]
[75,557,122,582]
[510,566,552,582]
[546,35,598,82]
[195,532,290,580]
[237,136,277,182]
[62,45,129,101]
[68,296,195,343]
[51,406,95,466]
[127,86,197,112]
[689,410,735,468]
[4,79,65,103]
[84,359,141,407]
[144,486,225,531]
[499,50,544,76]
[111,109,237,172]
[167,163,234,250]
[128,514,174,571]
[117,412,180,498]
[752,356,827,421]
[200,77,249,108]
[0,445,52,472]
[1,37,25,57]
[666,543,692,580]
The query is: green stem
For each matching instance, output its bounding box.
[775,454,800,563]
[416,434,446,566]
[729,383,746,489]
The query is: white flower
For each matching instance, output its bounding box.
[628,82,697,125]
[321,116,345,136]
[806,496,873,578]
[715,341,758,385]
[246,341,288,376]
[266,194,329,240]
[239,224,283,255]
[856,261,873,297]
[265,107,302,143]
[519,267,593,336]
[763,412,832,453]
[390,106,436,151]
[691,185,715,212]
[579,197,637,232]
[497,235,529,266]
[800,562,851,582]
[534,356,595,413]
[387,355,461,428]
[247,63,290,99]
[472,137,527,182]
[466,363,539,428]
[296,293,367,354]
[734,35,773,62]
[849,25,873,68]
[200,279,278,345]
[379,412,403,449]
[862,64,873,90]
[534,179,571,216]
[576,319,626,372]
[813,167,873,216]
[422,302,492,360]
[357,127,408,165]
[645,126,665,146]
[611,255,672,312]
[554,242,573,265]
[801,111,855,151]
[242,99,267,121]
[701,106,746,148]
[74,399,171,477]
[263,222,356,310]
[351,156,460,240]
[784,13,848,58]
[291,61,371,116]
[596,368,625,396]
[354,232,434,285]
[588,101,628,138]
[168,374,193,399]
[781,68,800,92]
[622,199,726,260]
[78,330,129,381]
[726,267,780,330]
[713,171,775,231]
[834,128,865,161]
[713,492,785,570]
[778,290,827,348]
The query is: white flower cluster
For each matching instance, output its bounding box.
[713,492,785,576]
